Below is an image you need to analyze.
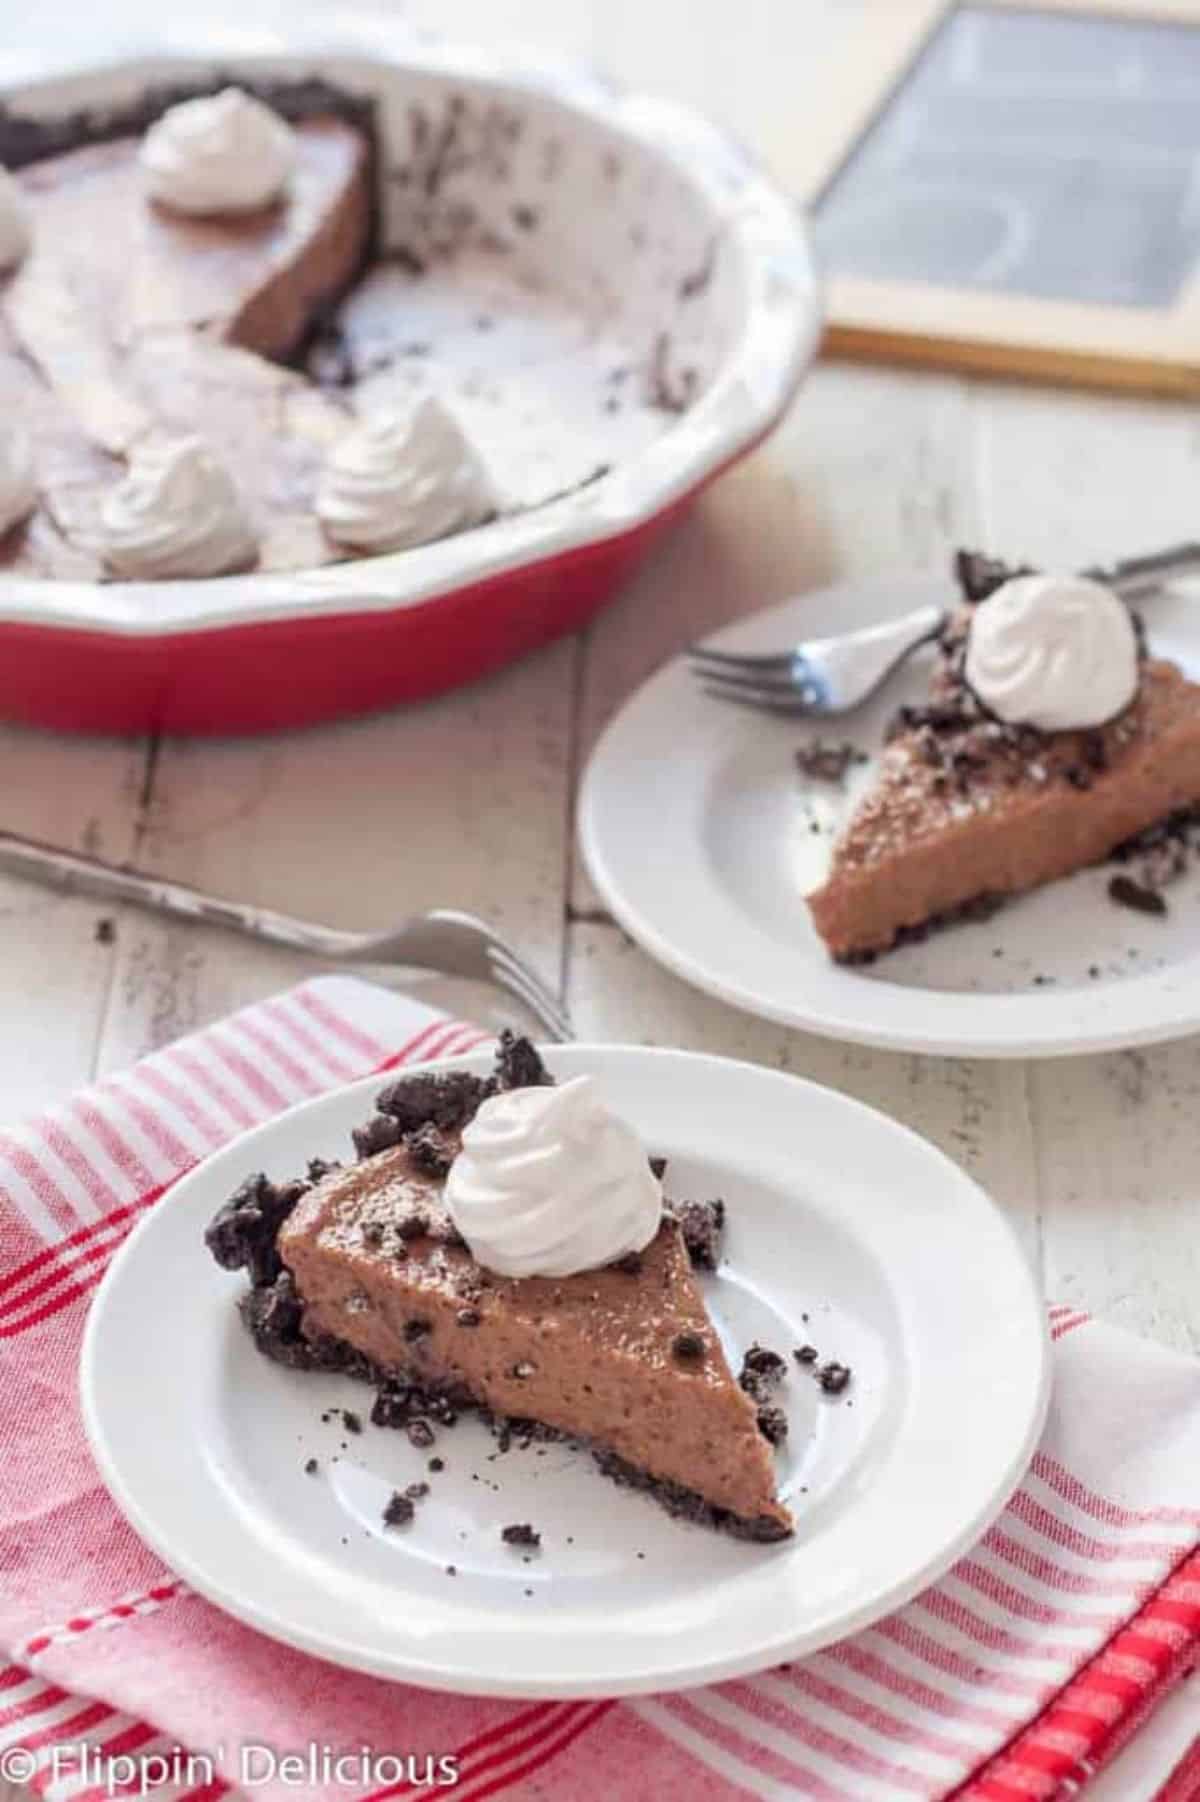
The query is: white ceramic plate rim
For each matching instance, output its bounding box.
[0,24,819,639]
[81,1043,1049,1696]
[579,574,1200,1058]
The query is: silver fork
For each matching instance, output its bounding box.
[0,831,573,1043]
[688,542,1200,717]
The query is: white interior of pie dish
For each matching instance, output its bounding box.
[0,22,820,637]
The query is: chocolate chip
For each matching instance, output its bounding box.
[756,1405,788,1446]
[383,1492,415,1527]
[397,1212,428,1241]
[404,1318,431,1342]
[1083,731,1108,772]
[672,1331,706,1363]
[456,1307,481,1327]
[406,1419,435,1449]
[1108,874,1167,917]
[501,1522,541,1548]
[818,1362,852,1396]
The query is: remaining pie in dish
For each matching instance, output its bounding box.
[205,1035,794,1542]
[0,86,374,580]
[808,553,1200,962]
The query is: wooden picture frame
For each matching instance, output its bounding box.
[775,0,1200,394]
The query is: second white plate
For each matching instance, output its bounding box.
[579,572,1200,1056]
[81,1044,1048,1696]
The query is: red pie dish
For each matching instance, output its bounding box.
[0,28,819,733]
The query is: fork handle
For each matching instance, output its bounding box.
[0,830,355,958]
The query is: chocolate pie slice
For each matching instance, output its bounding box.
[206,1036,793,1542]
[808,554,1200,962]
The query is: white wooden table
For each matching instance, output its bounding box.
[2,2,1198,1794]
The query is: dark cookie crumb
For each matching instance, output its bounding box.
[306,1156,341,1184]
[756,1405,789,1446]
[501,1523,541,1549]
[205,1172,307,1287]
[795,740,867,786]
[673,1198,725,1270]
[794,1345,819,1365]
[429,1456,445,1473]
[593,1447,791,1542]
[955,549,1032,605]
[405,1482,430,1501]
[352,1113,404,1160]
[407,1122,456,1178]
[304,1457,319,1475]
[374,1070,489,1134]
[94,916,116,945]
[741,1344,788,1390]
[240,1275,373,1377]
[837,893,1005,965]
[446,1564,457,1576]
[341,1409,363,1434]
[818,1362,852,1396]
[407,1419,435,1449]
[672,1331,706,1364]
[1108,874,1168,917]
[383,1492,415,1528]
[492,1030,552,1093]
[649,1156,668,1181]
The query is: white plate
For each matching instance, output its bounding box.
[580,573,1200,1057]
[82,1044,1048,1697]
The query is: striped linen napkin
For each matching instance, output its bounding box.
[0,975,1197,1802]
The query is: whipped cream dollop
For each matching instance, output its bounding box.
[964,573,1138,732]
[316,395,497,554]
[100,436,257,580]
[445,1076,663,1279]
[140,87,296,215]
[0,429,36,537]
[0,166,31,271]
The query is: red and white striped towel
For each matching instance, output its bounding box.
[0,976,1197,1802]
